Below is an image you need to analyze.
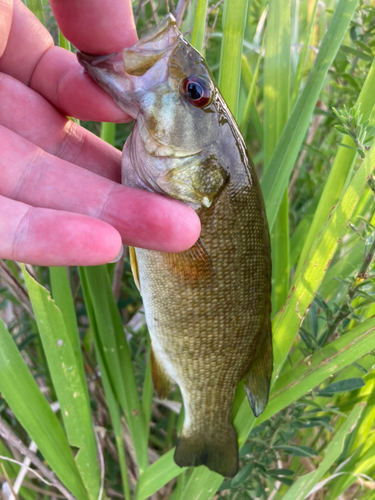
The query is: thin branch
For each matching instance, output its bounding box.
[1,463,19,500]
[0,474,65,498]
[0,260,33,318]
[175,0,189,26]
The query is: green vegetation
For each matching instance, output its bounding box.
[1,0,375,498]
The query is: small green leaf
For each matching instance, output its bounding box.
[230,463,254,488]
[268,468,294,477]
[318,377,365,396]
[281,405,363,500]
[273,445,316,457]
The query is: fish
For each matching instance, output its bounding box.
[77,14,272,478]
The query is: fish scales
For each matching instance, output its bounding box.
[78,14,272,478]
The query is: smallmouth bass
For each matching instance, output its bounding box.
[78,15,272,478]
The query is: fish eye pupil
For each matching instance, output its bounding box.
[187,82,202,100]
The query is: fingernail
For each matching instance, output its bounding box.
[109,245,124,263]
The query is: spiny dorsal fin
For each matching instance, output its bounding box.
[150,345,173,399]
[243,320,273,417]
[129,246,141,293]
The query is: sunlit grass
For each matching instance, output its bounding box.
[0,0,375,499]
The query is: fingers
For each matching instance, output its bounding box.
[30,46,132,122]
[0,0,13,58]
[0,0,53,85]
[0,0,132,122]
[0,195,122,266]
[0,72,122,182]
[0,125,201,253]
[48,0,138,54]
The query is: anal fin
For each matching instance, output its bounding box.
[151,345,173,399]
[243,320,273,417]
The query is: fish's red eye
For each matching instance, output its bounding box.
[181,76,212,107]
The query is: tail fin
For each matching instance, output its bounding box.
[174,425,238,477]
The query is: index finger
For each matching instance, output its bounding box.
[0,0,136,122]
[49,0,138,54]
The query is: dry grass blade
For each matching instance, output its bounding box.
[0,419,73,500]
[0,261,33,317]
[1,463,19,500]
[175,0,189,26]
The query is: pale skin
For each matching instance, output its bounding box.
[0,0,200,266]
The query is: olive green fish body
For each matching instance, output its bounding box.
[137,137,271,475]
[78,15,272,478]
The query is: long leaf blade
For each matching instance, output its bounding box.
[0,317,89,500]
[261,0,359,230]
[23,267,101,500]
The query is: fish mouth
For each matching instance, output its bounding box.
[77,14,180,118]
[77,51,119,66]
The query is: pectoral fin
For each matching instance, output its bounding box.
[243,322,273,417]
[151,346,173,399]
[157,156,228,208]
[129,246,141,293]
[166,238,213,282]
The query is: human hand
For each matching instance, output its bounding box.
[0,0,200,266]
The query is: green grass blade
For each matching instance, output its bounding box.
[142,341,153,438]
[263,0,291,314]
[94,335,132,500]
[50,267,87,389]
[24,0,45,26]
[294,56,375,279]
[82,266,148,473]
[257,315,375,426]
[135,450,184,500]
[240,47,263,134]
[289,186,323,267]
[179,468,222,500]
[325,434,375,498]
[0,317,89,500]
[218,0,250,118]
[100,122,116,145]
[240,56,264,143]
[271,194,289,313]
[58,30,71,51]
[291,0,319,106]
[263,0,290,168]
[191,0,207,53]
[23,267,101,500]
[281,404,364,500]
[273,142,375,379]
[79,267,131,500]
[261,0,359,231]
